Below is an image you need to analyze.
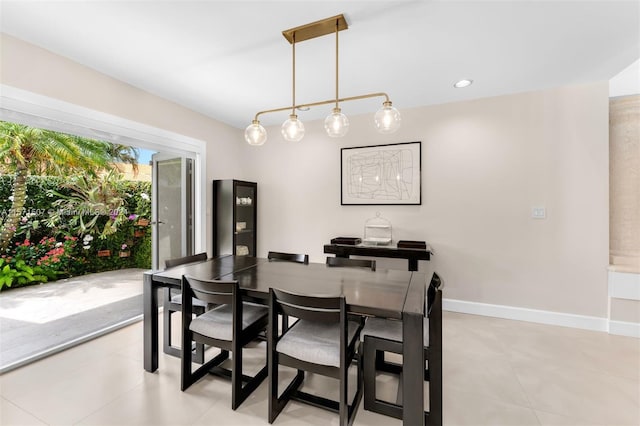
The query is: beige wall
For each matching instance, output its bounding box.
[113,163,152,182]
[2,34,225,141]
[0,33,612,320]
[241,83,610,318]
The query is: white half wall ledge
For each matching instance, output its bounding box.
[443,298,609,333]
[608,270,640,301]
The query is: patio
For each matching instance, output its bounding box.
[0,268,146,373]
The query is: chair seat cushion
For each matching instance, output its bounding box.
[276,320,361,368]
[189,302,268,341]
[171,293,208,307]
[361,317,429,346]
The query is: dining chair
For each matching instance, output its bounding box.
[360,272,443,424]
[267,251,309,264]
[267,251,309,330]
[326,256,376,271]
[163,252,208,362]
[181,276,269,410]
[268,288,364,426]
[326,256,376,328]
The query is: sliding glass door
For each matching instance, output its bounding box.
[151,154,194,269]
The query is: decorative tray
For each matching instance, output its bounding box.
[330,237,362,245]
[397,240,427,249]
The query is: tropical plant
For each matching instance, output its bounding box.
[107,144,140,174]
[45,170,130,238]
[134,190,151,221]
[0,121,139,250]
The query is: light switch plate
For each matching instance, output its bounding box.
[532,206,546,219]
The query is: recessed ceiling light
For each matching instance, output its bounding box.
[297,106,310,111]
[454,79,473,88]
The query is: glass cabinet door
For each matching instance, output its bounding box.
[213,179,257,257]
[233,181,256,256]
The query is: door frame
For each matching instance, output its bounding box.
[0,85,208,263]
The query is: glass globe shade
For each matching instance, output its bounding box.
[244,120,267,146]
[281,114,305,142]
[324,108,349,138]
[374,102,401,134]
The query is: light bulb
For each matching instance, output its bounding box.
[324,108,349,138]
[374,101,401,134]
[244,120,267,146]
[281,114,305,142]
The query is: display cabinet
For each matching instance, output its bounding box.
[212,180,257,257]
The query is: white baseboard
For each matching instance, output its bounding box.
[442,298,609,332]
[608,320,640,338]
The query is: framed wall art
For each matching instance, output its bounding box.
[341,141,422,205]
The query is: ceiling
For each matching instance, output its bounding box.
[1,1,638,129]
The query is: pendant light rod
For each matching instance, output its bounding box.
[291,33,296,114]
[252,92,391,122]
[334,18,339,110]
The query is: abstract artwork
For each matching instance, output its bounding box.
[341,141,421,205]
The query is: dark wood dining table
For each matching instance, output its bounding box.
[143,255,428,425]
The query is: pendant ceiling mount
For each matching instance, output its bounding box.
[281,14,348,44]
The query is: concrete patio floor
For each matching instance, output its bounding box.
[0,268,146,373]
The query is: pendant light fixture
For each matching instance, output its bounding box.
[244,14,401,145]
[374,101,402,133]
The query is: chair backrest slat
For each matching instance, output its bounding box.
[325,256,376,271]
[272,288,342,323]
[268,251,309,264]
[165,252,207,269]
[183,276,236,305]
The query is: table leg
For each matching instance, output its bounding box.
[403,310,424,425]
[143,271,159,372]
[408,258,418,271]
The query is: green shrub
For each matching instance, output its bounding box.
[0,175,152,290]
[0,258,50,291]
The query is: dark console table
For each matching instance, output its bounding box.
[324,243,432,271]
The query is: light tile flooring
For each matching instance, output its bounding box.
[1,311,638,426]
